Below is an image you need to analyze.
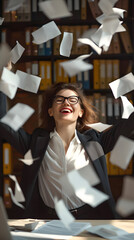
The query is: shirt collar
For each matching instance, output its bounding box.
[50,129,81,144]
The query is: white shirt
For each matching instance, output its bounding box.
[38,129,94,209]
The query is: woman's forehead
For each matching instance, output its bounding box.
[56,89,78,96]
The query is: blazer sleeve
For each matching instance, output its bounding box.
[0,91,6,118]
[0,122,31,156]
[100,112,134,154]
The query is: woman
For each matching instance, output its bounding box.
[0,82,134,219]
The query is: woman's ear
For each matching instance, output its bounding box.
[79,109,84,118]
[48,108,53,117]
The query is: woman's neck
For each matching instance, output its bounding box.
[55,123,76,153]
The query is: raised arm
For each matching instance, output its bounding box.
[100,112,134,154]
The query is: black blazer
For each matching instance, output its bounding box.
[1,109,134,219]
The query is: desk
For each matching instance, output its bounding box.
[71,220,134,240]
[8,219,134,240]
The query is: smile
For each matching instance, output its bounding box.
[60,108,73,113]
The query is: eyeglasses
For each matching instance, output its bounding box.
[54,95,80,105]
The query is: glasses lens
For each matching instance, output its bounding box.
[55,96,64,104]
[68,96,79,104]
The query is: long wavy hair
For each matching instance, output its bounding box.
[40,82,98,132]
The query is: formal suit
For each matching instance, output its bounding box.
[0,93,134,219]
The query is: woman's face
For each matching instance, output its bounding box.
[48,89,84,126]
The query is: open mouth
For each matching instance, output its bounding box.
[60,108,73,113]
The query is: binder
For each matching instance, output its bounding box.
[113,98,121,124]
[83,70,90,90]
[100,95,106,123]
[81,0,87,20]
[3,177,12,208]
[31,0,38,20]
[55,60,63,83]
[25,27,32,56]
[99,59,106,89]
[45,40,52,56]
[3,143,12,175]
[38,43,45,56]
[112,59,120,81]
[39,61,52,90]
[80,25,90,54]
[31,61,39,77]
[93,60,100,89]
[2,0,11,22]
[93,93,101,120]
[73,0,81,19]
[23,0,31,22]
[25,62,32,74]
[45,61,52,87]
[106,96,114,124]
[105,59,113,88]
[31,27,38,56]
[53,26,61,55]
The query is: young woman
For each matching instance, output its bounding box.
[0,82,134,219]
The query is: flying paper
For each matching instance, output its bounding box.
[110,135,134,170]
[10,41,25,64]
[54,198,75,230]
[39,0,72,19]
[60,32,73,57]
[32,21,61,44]
[109,72,134,99]
[0,103,35,131]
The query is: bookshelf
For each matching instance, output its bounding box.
[0,0,134,217]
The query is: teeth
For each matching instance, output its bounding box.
[61,109,72,113]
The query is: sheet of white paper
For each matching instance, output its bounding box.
[78,38,102,55]
[0,43,11,72]
[5,0,25,12]
[16,70,41,93]
[8,187,25,209]
[102,17,120,35]
[116,176,134,217]
[60,164,100,199]
[0,81,17,99]
[54,198,75,230]
[33,220,91,236]
[121,96,134,119]
[68,170,109,207]
[19,150,39,165]
[60,32,73,57]
[10,41,25,64]
[87,224,127,239]
[9,175,25,202]
[32,21,61,44]
[109,72,134,99]
[111,233,134,240]
[1,67,20,85]
[60,58,93,77]
[12,231,70,240]
[77,53,93,60]
[116,198,134,218]
[110,135,134,169]
[96,7,126,24]
[98,0,115,15]
[0,17,4,25]
[0,103,34,131]
[39,0,72,19]
[87,122,112,132]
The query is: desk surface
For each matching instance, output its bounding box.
[71,220,134,240]
[8,219,134,240]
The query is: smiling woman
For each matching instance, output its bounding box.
[41,82,97,132]
[1,81,134,220]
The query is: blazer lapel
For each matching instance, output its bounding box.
[77,131,108,191]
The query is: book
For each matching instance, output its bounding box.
[81,0,87,20]
[105,59,113,88]
[112,59,120,81]
[93,59,100,89]
[99,59,106,89]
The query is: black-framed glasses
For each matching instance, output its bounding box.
[54,95,80,105]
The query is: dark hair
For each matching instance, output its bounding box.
[40,82,98,132]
